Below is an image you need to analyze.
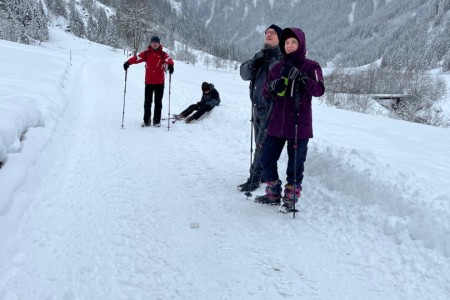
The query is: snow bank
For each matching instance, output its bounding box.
[307,141,450,257]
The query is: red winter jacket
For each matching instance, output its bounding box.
[127,45,174,84]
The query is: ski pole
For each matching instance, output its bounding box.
[172,117,184,124]
[121,70,127,129]
[292,79,301,218]
[167,73,172,131]
[244,103,274,198]
[250,103,255,169]
[292,117,298,218]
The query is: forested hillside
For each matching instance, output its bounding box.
[184,0,450,70]
[1,0,450,69]
[0,0,243,60]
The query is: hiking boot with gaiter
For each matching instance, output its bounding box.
[279,184,301,213]
[255,180,282,205]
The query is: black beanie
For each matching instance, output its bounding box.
[150,36,160,44]
[201,82,210,92]
[265,24,282,40]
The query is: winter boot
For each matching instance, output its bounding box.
[237,178,250,189]
[185,116,195,123]
[255,180,282,205]
[279,184,301,213]
[239,176,261,192]
[141,122,150,127]
[154,123,161,127]
[172,113,184,120]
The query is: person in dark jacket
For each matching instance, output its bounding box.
[255,27,325,213]
[173,82,220,123]
[123,35,174,127]
[238,24,283,193]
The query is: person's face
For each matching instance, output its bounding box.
[264,29,279,47]
[284,37,299,54]
[151,41,160,49]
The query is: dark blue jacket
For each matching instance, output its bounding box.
[240,46,282,108]
[200,83,220,108]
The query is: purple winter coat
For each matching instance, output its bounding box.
[263,28,325,139]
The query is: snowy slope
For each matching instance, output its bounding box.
[0,27,450,299]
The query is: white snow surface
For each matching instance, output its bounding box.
[1,27,450,299]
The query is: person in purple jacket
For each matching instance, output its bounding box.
[255,27,325,213]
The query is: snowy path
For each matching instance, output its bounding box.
[1,35,450,299]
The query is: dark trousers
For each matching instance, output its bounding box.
[180,103,213,120]
[260,135,309,186]
[144,84,164,125]
[249,107,270,181]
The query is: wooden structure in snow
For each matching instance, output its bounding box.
[371,94,418,111]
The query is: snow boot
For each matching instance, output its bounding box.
[279,184,301,213]
[141,122,150,127]
[239,177,261,192]
[237,179,250,189]
[255,180,282,205]
[172,113,184,120]
[185,116,195,123]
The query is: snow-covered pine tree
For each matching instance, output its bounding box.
[68,0,85,37]
[95,7,108,44]
[45,0,67,18]
[86,14,97,41]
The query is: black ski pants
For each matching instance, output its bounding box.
[180,103,214,120]
[248,106,270,182]
[144,84,164,125]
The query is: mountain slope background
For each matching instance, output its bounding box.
[2,0,450,69]
[181,0,450,69]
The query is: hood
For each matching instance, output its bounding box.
[203,83,215,93]
[280,28,306,62]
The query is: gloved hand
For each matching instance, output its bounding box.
[168,64,174,74]
[267,78,288,96]
[123,61,130,71]
[280,63,299,79]
[252,51,265,70]
[295,72,309,90]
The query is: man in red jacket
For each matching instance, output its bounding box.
[123,36,174,127]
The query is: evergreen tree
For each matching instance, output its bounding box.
[86,14,97,40]
[69,0,85,37]
[443,51,450,71]
[33,0,49,43]
[45,0,67,18]
[81,0,94,14]
[95,7,108,43]
[105,19,119,48]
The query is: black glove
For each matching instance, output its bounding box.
[280,63,299,79]
[268,78,287,96]
[123,61,130,71]
[252,51,265,70]
[295,72,309,90]
[168,64,174,74]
